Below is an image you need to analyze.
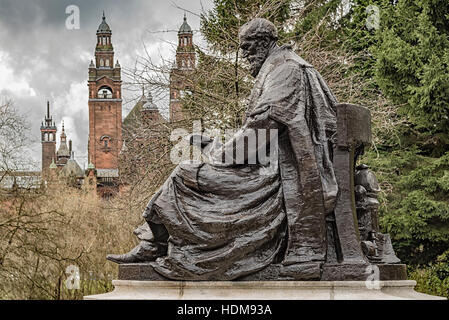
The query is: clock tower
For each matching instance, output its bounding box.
[87,12,122,171]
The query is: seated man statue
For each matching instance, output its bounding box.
[107,18,339,280]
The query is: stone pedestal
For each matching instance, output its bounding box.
[114,263,408,281]
[84,280,445,300]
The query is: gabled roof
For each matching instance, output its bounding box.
[61,154,84,178]
[123,94,146,127]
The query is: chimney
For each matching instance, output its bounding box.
[69,140,72,154]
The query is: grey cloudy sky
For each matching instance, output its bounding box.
[0,0,212,170]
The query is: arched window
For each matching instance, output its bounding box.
[100,59,104,67]
[98,86,113,99]
[105,59,109,67]
[100,135,111,148]
[44,133,48,141]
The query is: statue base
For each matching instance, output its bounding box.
[114,262,407,281]
[84,280,445,300]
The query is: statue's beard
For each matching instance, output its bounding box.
[248,53,268,77]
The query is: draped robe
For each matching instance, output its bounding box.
[135,45,338,280]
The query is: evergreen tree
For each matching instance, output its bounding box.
[364,0,449,265]
[374,0,449,136]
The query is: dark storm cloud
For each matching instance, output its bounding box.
[0,0,211,169]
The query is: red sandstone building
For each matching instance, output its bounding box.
[169,13,196,122]
[37,13,196,199]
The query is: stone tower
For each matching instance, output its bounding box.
[56,121,70,166]
[141,92,162,124]
[87,12,122,170]
[40,101,57,173]
[169,13,196,122]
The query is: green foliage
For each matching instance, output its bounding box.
[373,0,449,134]
[361,148,449,265]
[201,0,291,54]
[408,250,449,298]
[294,0,341,39]
[339,0,387,79]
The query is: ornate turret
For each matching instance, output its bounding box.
[142,92,158,111]
[178,12,193,34]
[95,12,114,69]
[169,14,196,122]
[176,13,195,69]
[141,92,161,124]
[41,101,57,174]
[56,121,70,165]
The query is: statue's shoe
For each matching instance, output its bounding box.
[107,241,167,264]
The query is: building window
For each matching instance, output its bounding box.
[100,59,104,67]
[105,59,109,67]
[100,135,111,149]
[98,87,113,99]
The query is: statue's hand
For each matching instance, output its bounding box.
[186,134,213,149]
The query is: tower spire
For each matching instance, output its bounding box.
[88,10,122,177]
[56,120,70,165]
[170,14,196,122]
[41,100,57,173]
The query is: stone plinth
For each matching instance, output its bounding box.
[115,263,408,281]
[84,280,445,300]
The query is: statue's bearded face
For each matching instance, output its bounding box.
[240,37,271,77]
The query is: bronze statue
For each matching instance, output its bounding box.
[108,18,404,281]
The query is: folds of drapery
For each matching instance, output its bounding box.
[135,46,338,279]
